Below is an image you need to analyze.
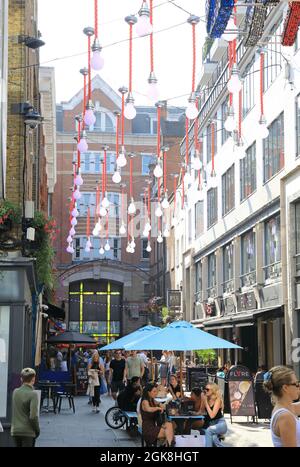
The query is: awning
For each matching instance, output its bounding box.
[46,303,65,320]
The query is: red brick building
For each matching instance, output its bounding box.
[53,75,184,343]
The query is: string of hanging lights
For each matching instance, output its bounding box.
[185,14,200,120]
[124,15,137,120]
[147,0,160,102]
[83,27,96,127]
[91,0,105,71]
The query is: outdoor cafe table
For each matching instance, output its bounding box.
[167,414,205,435]
[37,381,61,413]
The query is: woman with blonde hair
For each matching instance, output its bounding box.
[264,365,300,447]
[201,382,227,447]
[87,351,104,413]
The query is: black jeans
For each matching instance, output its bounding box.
[92,385,101,407]
[13,436,36,447]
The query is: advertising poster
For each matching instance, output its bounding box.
[227,365,256,418]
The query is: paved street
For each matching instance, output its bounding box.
[36,394,273,448]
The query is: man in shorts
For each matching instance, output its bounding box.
[110,350,126,400]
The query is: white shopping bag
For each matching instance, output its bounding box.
[175,435,205,447]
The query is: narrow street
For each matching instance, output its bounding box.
[36,394,272,448]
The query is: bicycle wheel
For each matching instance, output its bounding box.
[105,406,126,429]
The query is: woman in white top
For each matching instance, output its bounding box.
[264,365,300,447]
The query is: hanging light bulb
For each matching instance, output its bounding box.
[235,139,246,160]
[85,244,91,253]
[124,93,137,120]
[66,244,74,254]
[146,241,152,253]
[112,169,121,184]
[161,194,170,209]
[210,170,218,189]
[224,106,236,132]
[126,242,132,253]
[142,228,149,238]
[184,171,192,186]
[77,132,88,153]
[99,206,107,217]
[93,223,100,237]
[86,238,92,249]
[128,198,136,215]
[155,203,163,217]
[163,226,170,238]
[99,246,105,255]
[221,17,238,42]
[75,171,83,187]
[73,188,82,201]
[130,238,136,249]
[119,221,126,235]
[153,162,163,178]
[193,151,202,171]
[104,240,111,252]
[227,64,242,94]
[71,217,77,227]
[116,147,127,168]
[147,72,159,102]
[67,235,73,243]
[84,100,96,126]
[91,38,104,71]
[258,115,269,139]
[136,1,153,37]
[69,227,76,236]
[71,207,79,218]
[102,193,110,209]
[185,93,198,120]
[157,231,163,243]
[145,220,152,232]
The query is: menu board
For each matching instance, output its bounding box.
[76,363,88,394]
[227,365,256,418]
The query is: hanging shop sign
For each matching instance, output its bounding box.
[227,365,256,420]
[167,290,182,309]
[207,0,235,39]
[282,2,300,47]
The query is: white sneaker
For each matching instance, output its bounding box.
[96,408,100,413]
[92,407,96,413]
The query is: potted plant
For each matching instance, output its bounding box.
[0,200,21,232]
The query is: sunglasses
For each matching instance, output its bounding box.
[204,387,211,391]
[288,382,300,388]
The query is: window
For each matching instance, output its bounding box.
[176,239,180,267]
[242,58,256,117]
[0,306,10,417]
[92,111,115,132]
[142,154,154,175]
[207,253,216,295]
[207,188,218,228]
[195,201,204,238]
[188,209,192,244]
[263,22,283,92]
[132,114,151,134]
[221,98,231,144]
[107,193,120,218]
[240,142,256,201]
[264,215,281,281]
[222,164,235,216]
[223,244,234,293]
[78,192,119,217]
[295,202,300,273]
[241,230,256,287]
[195,262,202,300]
[296,94,300,158]
[263,112,284,182]
[142,239,150,259]
[79,152,116,174]
[206,117,217,163]
[73,237,121,261]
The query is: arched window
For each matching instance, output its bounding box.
[91,111,115,133]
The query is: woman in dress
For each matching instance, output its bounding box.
[264,365,300,447]
[141,383,174,446]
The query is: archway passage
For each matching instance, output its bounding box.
[68,280,122,344]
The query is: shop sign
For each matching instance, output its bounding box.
[237,292,256,312]
[167,290,182,309]
[261,284,282,308]
[227,365,256,418]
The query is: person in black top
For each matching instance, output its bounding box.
[110,350,126,400]
[168,374,181,399]
[117,377,142,411]
[201,383,227,447]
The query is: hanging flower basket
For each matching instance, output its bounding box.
[0,218,12,232]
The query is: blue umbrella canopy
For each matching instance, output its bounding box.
[123,320,242,351]
[101,325,160,350]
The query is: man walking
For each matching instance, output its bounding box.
[109,350,126,400]
[11,368,40,447]
[124,351,144,384]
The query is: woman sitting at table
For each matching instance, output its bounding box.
[141,383,175,447]
[168,374,181,400]
[201,383,227,447]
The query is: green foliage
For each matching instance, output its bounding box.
[0,200,21,224]
[195,349,217,365]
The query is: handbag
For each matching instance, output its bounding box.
[100,375,107,395]
[175,435,205,447]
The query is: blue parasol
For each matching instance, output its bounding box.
[100,325,160,350]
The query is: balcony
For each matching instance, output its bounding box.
[240,271,256,289]
[263,261,282,284]
[222,278,234,295]
[198,60,218,88]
